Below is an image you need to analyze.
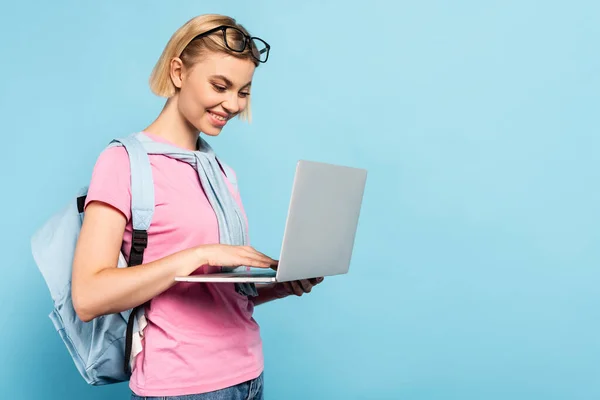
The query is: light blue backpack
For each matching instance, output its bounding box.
[30,133,240,385]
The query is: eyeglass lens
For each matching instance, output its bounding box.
[223,27,269,62]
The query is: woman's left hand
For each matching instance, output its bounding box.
[277,277,324,297]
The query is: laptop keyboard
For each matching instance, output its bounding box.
[227,271,276,278]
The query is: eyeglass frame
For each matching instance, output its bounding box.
[186,25,270,63]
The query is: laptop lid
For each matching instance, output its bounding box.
[275,160,367,282]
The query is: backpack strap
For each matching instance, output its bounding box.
[107,134,155,374]
[77,134,155,259]
[108,135,155,266]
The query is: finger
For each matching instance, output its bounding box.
[243,246,276,261]
[290,281,304,296]
[309,277,324,286]
[283,282,294,295]
[241,247,278,266]
[238,250,277,268]
[241,256,272,269]
[282,282,298,296]
[298,279,312,293]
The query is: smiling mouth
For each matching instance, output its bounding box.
[208,111,228,121]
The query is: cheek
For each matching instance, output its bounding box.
[239,96,249,111]
[179,85,210,120]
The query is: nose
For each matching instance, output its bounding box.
[221,93,241,115]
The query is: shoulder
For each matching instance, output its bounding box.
[89,144,133,182]
[85,144,132,219]
[94,145,130,171]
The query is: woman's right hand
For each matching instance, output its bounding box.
[194,244,278,271]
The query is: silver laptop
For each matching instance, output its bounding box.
[175,160,367,284]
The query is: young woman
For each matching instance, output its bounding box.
[71,14,323,400]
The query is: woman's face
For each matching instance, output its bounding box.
[173,51,256,136]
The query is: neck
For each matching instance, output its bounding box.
[144,94,199,151]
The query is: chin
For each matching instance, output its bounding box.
[201,128,223,137]
[197,123,224,137]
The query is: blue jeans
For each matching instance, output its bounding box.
[131,373,264,400]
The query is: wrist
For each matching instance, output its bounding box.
[192,245,209,267]
[173,247,207,277]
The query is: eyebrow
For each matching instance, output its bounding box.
[210,74,252,89]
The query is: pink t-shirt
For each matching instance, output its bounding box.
[84,133,263,397]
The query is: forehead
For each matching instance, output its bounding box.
[190,51,255,85]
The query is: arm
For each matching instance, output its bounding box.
[71,201,204,322]
[71,147,196,322]
[71,201,277,322]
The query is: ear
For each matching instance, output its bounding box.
[169,57,184,89]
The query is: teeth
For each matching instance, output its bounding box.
[210,112,226,121]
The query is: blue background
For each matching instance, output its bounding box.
[1,1,599,399]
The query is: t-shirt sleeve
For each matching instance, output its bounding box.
[84,146,132,221]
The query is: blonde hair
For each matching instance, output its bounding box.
[149,14,260,122]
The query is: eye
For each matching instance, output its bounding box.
[212,83,227,92]
[238,92,250,98]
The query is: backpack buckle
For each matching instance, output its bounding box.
[129,230,148,266]
[131,229,148,249]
